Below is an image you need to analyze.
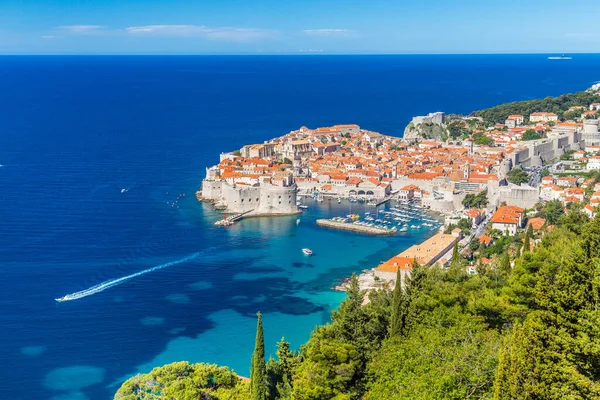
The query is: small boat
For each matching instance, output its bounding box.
[399,227,408,232]
[337,198,342,204]
[299,205,308,210]
[120,188,127,193]
[302,248,313,256]
[296,218,300,225]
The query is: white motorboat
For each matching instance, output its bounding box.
[302,248,313,256]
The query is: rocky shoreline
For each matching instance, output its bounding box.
[196,190,227,210]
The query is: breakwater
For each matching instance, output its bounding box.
[316,219,397,236]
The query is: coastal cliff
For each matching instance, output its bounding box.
[403,121,449,143]
[403,112,449,143]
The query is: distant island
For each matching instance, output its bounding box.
[117,85,600,399]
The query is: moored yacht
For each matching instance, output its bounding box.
[302,248,313,256]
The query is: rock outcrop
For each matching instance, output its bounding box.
[403,121,449,143]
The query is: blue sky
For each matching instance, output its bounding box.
[1,0,599,54]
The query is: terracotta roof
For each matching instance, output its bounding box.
[526,217,546,230]
[478,235,493,245]
[375,256,415,273]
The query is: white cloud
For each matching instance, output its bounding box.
[57,25,105,34]
[125,25,278,41]
[303,29,355,37]
[40,35,60,39]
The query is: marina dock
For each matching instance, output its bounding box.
[316,219,397,236]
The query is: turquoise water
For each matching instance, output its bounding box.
[106,198,440,386]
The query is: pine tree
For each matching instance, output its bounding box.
[251,312,267,400]
[333,273,367,344]
[389,268,404,337]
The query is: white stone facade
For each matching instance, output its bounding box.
[201,180,299,215]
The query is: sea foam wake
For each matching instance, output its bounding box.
[56,251,207,302]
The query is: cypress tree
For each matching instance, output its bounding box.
[523,224,533,253]
[451,241,460,267]
[500,252,511,274]
[251,312,267,400]
[389,268,404,337]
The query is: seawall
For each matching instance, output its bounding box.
[316,219,396,236]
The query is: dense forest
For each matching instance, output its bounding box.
[473,91,600,124]
[116,212,600,399]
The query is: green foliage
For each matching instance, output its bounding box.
[472,132,494,146]
[251,312,267,400]
[462,190,488,208]
[560,149,575,160]
[474,91,600,124]
[232,150,242,157]
[290,273,393,399]
[292,330,362,400]
[495,216,600,398]
[451,241,460,267]
[506,168,530,185]
[520,129,542,141]
[539,199,564,225]
[114,362,250,400]
[409,122,449,142]
[499,252,511,274]
[388,269,404,337]
[447,119,472,139]
[282,158,293,165]
[368,316,500,400]
[266,338,300,400]
[562,108,584,121]
[522,224,533,253]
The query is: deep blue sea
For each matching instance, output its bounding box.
[1,54,600,399]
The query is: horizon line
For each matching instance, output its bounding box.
[1,51,600,56]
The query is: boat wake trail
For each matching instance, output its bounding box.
[55,250,209,302]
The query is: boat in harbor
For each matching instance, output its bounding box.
[299,205,308,209]
[302,248,313,256]
[399,226,408,232]
[296,218,300,225]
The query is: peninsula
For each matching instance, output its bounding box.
[199,87,600,223]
